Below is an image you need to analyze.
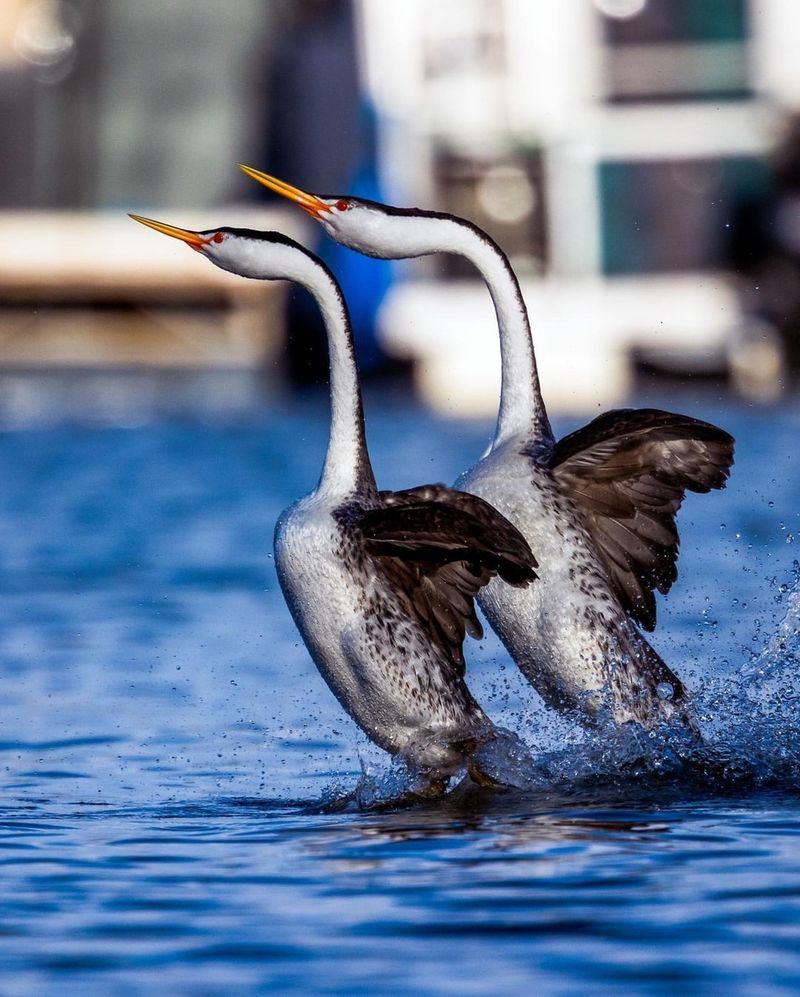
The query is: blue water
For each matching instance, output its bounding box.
[1,387,800,995]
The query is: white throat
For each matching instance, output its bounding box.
[298,256,374,497]
[369,213,553,450]
[237,244,373,499]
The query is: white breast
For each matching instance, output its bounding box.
[458,441,622,712]
[274,492,487,767]
[274,494,364,707]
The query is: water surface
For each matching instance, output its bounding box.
[1,389,799,994]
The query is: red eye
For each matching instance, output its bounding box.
[212,232,224,244]
[335,199,349,212]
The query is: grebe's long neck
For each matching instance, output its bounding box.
[292,254,376,498]
[407,215,552,450]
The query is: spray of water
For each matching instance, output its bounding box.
[690,568,800,787]
[326,571,800,810]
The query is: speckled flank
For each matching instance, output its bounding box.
[461,440,687,728]
[338,503,480,716]
[275,492,488,777]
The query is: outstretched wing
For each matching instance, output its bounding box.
[551,408,734,631]
[356,484,537,674]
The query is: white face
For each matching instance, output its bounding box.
[197,230,246,275]
[313,199,438,260]
[198,231,308,283]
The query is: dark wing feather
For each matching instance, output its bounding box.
[551,409,734,631]
[356,484,537,674]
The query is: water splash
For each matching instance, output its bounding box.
[319,726,545,811]
[326,575,800,810]
[526,579,800,795]
[690,570,800,788]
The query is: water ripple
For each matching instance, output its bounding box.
[0,400,799,993]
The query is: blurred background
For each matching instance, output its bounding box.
[4,11,800,987]
[1,0,800,419]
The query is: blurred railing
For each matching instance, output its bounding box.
[0,207,304,372]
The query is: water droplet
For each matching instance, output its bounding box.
[656,682,674,701]
[768,501,775,508]
[787,534,795,545]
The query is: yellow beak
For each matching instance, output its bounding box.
[238,165,331,219]
[128,213,209,251]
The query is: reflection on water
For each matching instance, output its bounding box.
[2,790,799,993]
[1,388,799,993]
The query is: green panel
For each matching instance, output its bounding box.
[602,0,748,44]
[599,156,771,276]
[682,0,748,43]
[599,161,651,275]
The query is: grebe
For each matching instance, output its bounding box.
[238,167,735,728]
[130,213,537,789]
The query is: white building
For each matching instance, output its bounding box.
[356,0,800,413]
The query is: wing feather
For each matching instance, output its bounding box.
[552,408,734,630]
[354,484,537,673]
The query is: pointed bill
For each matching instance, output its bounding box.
[128,213,209,249]
[238,164,331,219]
